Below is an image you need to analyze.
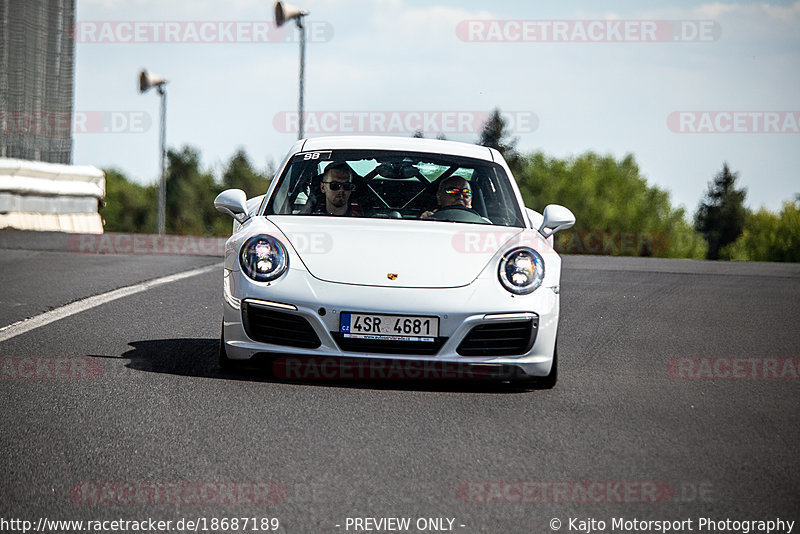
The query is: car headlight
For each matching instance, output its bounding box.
[239,235,288,282]
[498,247,544,295]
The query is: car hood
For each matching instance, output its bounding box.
[269,216,525,288]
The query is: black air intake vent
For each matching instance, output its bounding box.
[457,318,537,356]
[242,303,321,349]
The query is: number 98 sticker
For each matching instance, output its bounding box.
[298,151,332,161]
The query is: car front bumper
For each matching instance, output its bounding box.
[221,266,559,379]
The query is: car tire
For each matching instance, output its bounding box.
[516,341,558,389]
[218,321,237,371]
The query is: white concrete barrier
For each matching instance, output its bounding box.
[0,158,105,233]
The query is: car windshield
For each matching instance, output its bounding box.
[264,149,525,227]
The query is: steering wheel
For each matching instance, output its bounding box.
[430,205,491,224]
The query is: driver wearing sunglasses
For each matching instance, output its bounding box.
[420,176,472,219]
[313,162,363,216]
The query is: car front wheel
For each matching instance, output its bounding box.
[516,342,558,389]
[218,321,238,371]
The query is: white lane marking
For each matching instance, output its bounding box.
[0,263,221,343]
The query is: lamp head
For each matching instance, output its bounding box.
[274,1,308,27]
[138,70,168,93]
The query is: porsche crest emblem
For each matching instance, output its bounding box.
[387,273,398,280]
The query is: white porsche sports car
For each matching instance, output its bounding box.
[214,136,574,387]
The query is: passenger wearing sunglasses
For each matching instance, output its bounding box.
[420,176,473,219]
[313,162,363,216]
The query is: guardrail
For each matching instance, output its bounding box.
[0,158,105,233]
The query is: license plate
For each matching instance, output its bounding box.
[340,313,439,341]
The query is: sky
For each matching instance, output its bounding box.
[71,0,800,215]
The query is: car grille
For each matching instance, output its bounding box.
[456,318,538,356]
[331,333,447,355]
[242,303,321,349]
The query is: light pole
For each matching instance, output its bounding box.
[138,69,168,235]
[274,1,309,140]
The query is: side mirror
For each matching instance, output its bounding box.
[539,204,575,237]
[214,189,249,223]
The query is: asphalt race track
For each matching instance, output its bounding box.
[1,231,799,533]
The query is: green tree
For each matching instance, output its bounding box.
[411,131,447,140]
[101,147,275,237]
[165,145,220,235]
[221,149,272,199]
[99,168,157,233]
[694,163,747,260]
[477,108,521,172]
[723,200,800,262]
[516,151,706,258]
